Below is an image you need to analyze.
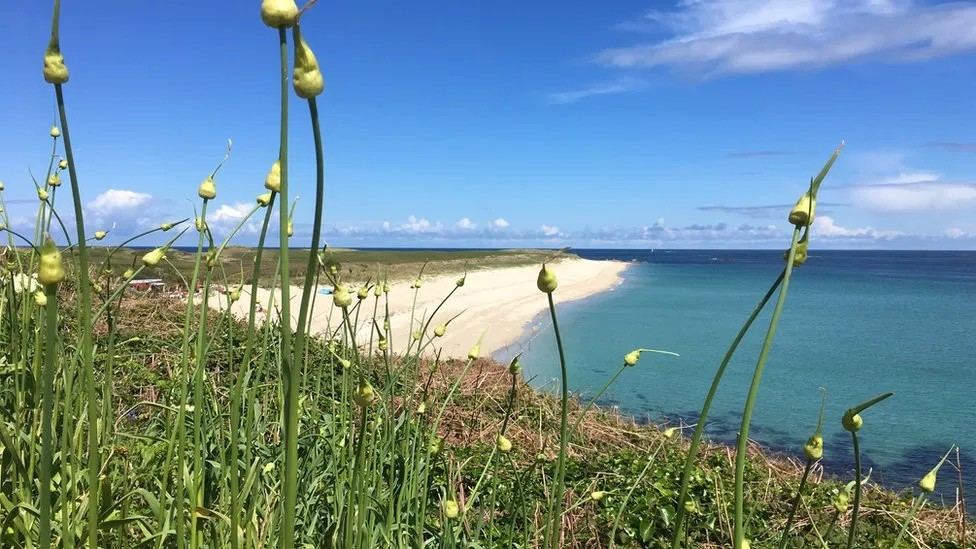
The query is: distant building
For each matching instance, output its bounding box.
[128,278,165,292]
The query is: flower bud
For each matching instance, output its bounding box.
[591,491,606,501]
[784,240,809,267]
[263,462,275,475]
[257,192,272,207]
[788,191,816,227]
[160,222,175,231]
[357,286,368,300]
[383,282,390,294]
[373,283,382,297]
[338,358,351,369]
[37,237,65,287]
[412,278,422,289]
[293,35,325,99]
[229,286,242,302]
[468,341,480,360]
[832,490,850,513]
[43,42,69,84]
[841,410,862,432]
[429,437,443,455]
[412,330,421,341]
[624,350,640,367]
[94,230,108,241]
[508,356,521,375]
[663,427,677,439]
[537,264,558,293]
[198,176,216,200]
[38,188,50,201]
[378,337,388,351]
[0,181,5,191]
[333,286,352,308]
[34,291,48,307]
[260,0,298,28]
[684,500,698,514]
[123,268,135,279]
[433,324,446,337]
[353,381,377,407]
[417,401,427,414]
[496,434,512,453]
[803,433,823,461]
[264,160,281,192]
[142,247,166,267]
[919,447,954,493]
[58,159,68,170]
[286,219,294,237]
[456,276,466,287]
[47,173,61,187]
[50,126,61,138]
[443,499,459,519]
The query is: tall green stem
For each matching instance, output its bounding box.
[274,25,297,549]
[546,291,569,549]
[55,80,98,549]
[671,268,786,548]
[847,432,862,549]
[733,228,801,548]
[38,285,58,548]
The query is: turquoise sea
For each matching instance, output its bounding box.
[505,250,975,502]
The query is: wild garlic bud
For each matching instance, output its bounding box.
[34,291,48,306]
[443,499,459,519]
[353,381,377,407]
[412,278,422,289]
[59,159,68,170]
[260,0,298,28]
[264,160,281,192]
[229,285,242,302]
[94,230,108,241]
[50,126,60,138]
[195,217,207,232]
[412,331,421,341]
[263,462,275,475]
[357,286,368,300]
[0,181,5,191]
[919,447,954,493]
[468,341,480,360]
[38,238,65,287]
[378,337,388,351]
[429,437,443,455]
[789,191,816,227]
[142,247,166,267]
[591,491,606,501]
[198,176,216,200]
[47,173,61,187]
[123,268,135,279]
[434,324,446,337]
[43,42,69,84]
[333,286,352,308]
[624,350,641,367]
[257,192,272,207]
[804,433,823,461]
[160,221,175,231]
[785,240,809,267]
[373,283,382,297]
[293,34,325,99]
[832,490,850,513]
[286,218,294,237]
[456,276,466,287]
[841,410,863,433]
[496,434,512,452]
[38,188,50,201]
[338,358,351,369]
[537,264,558,293]
[383,282,390,293]
[417,401,426,414]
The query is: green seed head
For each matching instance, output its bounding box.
[332,286,353,308]
[34,291,48,307]
[47,173,61,187]
[37,237,65,287]
[537,264,558,293]
[160,221,175,231]
[383,282,390,293]
[123,268,135,279]
[0,181,4,191]
[434,324,447,337]
[264,160,281,192]
[412,278,422,289]
[832,490,850,513]
[456,276,466,287]
[94,230,108,241]
[374,283,383,297]
[43,42,69,84]
[49,125,60,138]
[417,401,426,414]
[198,176,216,200]
[683,500,698,514]
[803,433,824,461]
[257,192,272,207]
[919,471,936,493]
[590,491,606,501]
[789,191,816,227]
[141,247,166,267]
[229,286,242,302]
[443,499,459,519]
[260,0,298,28]
[195,217,207,232]
[263,462,275,474]
[378,337,388,351]
[293,35,325,99]
[496,434,512,453]
[841,410,863,432]
[508,356,521,375]
[357,286,369,300]
[468,342,480,360]
[624,350,640,367]
[352,381,377,408]
[785,240,809,267]
[58,159,67,170]
[38,187,50,201]
[339,358,351,369]
[429,437,443,455]
[287,218,294,237]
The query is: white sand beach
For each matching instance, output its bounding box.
[214,257,628,360]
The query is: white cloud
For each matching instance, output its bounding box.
[596,1,976,76]
[946,227,971,239]
[540,224,560,237]
[850,171,976,212]
[492,218,510,229]
[548,77,645,104]
[456,217,477,230]
[88,189,153,214]
[401,215,443,234]
[209,203,253,222]
[812,215,903,239]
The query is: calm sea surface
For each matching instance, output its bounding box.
[503,249,975,501]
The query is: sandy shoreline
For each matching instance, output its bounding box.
[214,257,629,359]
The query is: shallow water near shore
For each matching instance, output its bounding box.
[506,249,976,502]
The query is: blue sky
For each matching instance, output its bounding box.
[2,0,975,249]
